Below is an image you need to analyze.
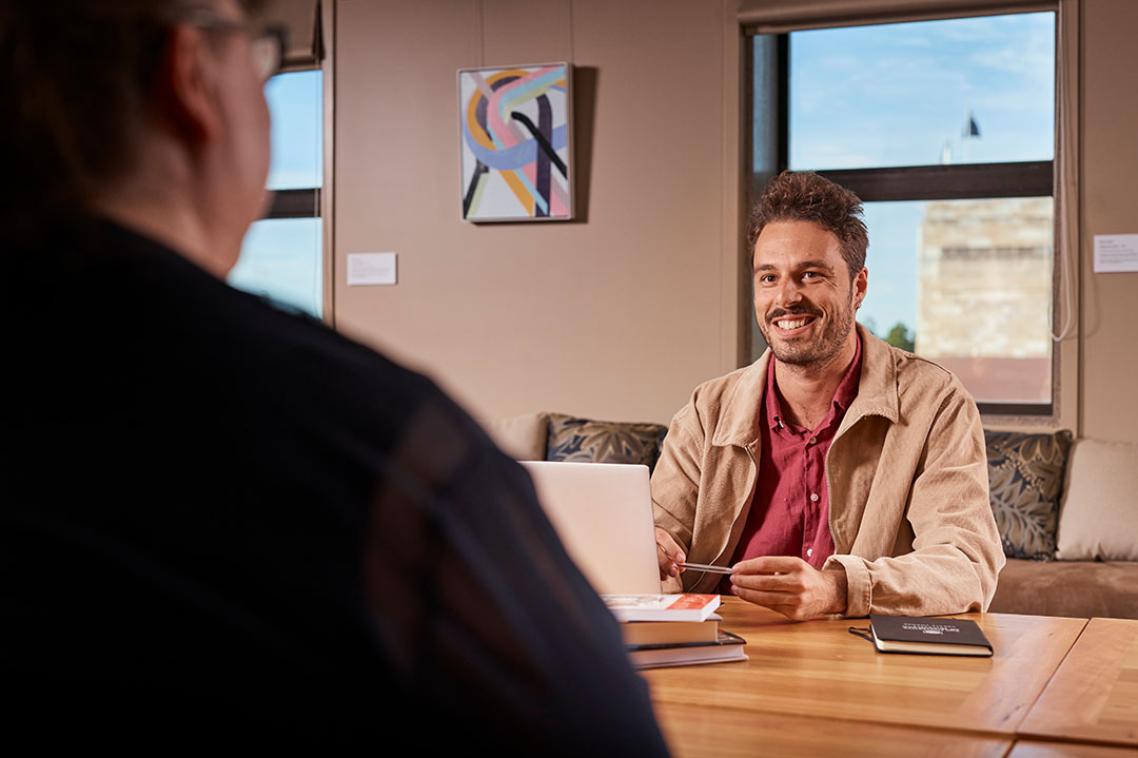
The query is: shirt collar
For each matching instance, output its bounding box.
[764,332,863,432]
[710,323,899,449]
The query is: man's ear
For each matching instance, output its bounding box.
[853,267,868,310]
[155,25,222,144]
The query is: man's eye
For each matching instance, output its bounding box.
[758,274,776,284]
[802,271,821,280]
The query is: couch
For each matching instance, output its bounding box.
[489,412,1138,620]
[987,435,1138,619]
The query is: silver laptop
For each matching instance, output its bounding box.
[521,461,662,595]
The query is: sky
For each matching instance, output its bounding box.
[764,11,1056,334]
[229,217,323,316]
[265,70,323,189]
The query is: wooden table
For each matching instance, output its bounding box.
[653,702,1012,757]
[643,597,1092,756]
[1019,618,1138,747]
[1008,741,1138,757]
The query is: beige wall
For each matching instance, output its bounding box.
[1079,0,1138,444]
[331,0,1138,443]
[333,0,741,425]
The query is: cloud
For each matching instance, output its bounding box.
[968,44,1053,85]
[784,12,1055,168]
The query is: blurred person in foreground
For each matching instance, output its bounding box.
[0,1,667,751]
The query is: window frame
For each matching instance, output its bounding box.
[253,0,334,326]
[265,187,321,219]
[744,10,1061,417]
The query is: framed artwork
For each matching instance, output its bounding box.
[458,62,573,222]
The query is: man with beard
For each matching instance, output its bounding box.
[651,171,1004,620]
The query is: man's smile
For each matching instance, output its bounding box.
[772,314,817,335]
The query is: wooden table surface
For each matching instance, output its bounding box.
[644,597,1087,739]
[1008,740,1138,757]
[1019,618,1138,747]
[654,702,1012,758]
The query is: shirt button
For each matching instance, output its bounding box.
[810,493,820,503]
[808,437,817,445]
[807,548,814,557]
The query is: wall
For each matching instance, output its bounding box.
[333,0,741,425]
[1079,0,1138,443]
[331,0,1138,444]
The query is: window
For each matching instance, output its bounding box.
[228,69,324,318]
[748,11,1058,414]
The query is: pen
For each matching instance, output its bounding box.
[679,562,734,575]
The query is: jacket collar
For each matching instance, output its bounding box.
[710,322,900,449]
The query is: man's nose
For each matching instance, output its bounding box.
[774,277,804,307]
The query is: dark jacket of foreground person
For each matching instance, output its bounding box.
[2,216,668,753]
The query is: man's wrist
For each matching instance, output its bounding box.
[824,567,849,615]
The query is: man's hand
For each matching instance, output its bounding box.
[729,556,848,620]
[655,527,686,581]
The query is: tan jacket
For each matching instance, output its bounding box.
[651,325,1005,617]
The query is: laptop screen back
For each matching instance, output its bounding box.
[521,461,662,596]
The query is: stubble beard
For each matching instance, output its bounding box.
[758,297,856,368]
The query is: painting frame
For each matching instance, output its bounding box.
[457,62,574,223]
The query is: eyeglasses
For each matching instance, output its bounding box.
[178,13,289,81]
[247,25,287,81]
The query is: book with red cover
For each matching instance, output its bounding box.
[602,594,721,623]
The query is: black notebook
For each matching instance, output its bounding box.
[869,615,993,657]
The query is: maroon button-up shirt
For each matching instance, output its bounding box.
[722,336,863,587]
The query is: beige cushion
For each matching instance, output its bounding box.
[485,413,548,461]
[1056,439,1138,561]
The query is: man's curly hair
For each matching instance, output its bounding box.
[747,171,869,279]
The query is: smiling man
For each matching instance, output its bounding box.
[652,171,1004,620]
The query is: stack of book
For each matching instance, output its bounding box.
[603,594,747,669]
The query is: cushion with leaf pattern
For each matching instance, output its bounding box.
[545,413,668,472]
[984,429,1074,560]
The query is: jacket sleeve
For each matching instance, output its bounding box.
[650,400,706,593]
[824,384,1005,617]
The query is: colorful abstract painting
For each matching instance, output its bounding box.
[458,63,573,222]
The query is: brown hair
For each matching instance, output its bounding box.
[747,171,869,278]
[0,0,265,223]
